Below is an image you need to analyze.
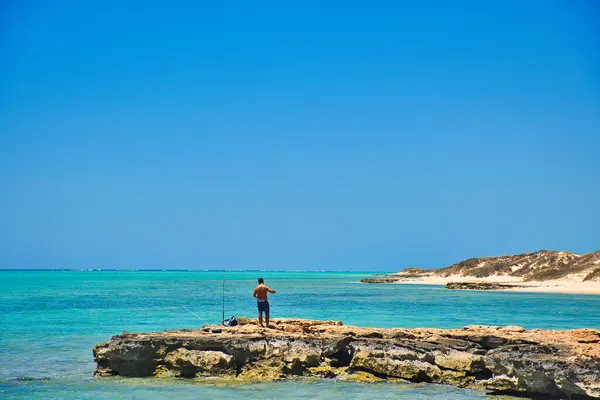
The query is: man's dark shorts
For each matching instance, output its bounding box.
[257,300,270,314]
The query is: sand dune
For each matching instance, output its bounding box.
[379,250,600,294]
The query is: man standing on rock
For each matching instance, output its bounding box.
[253,277,276,327]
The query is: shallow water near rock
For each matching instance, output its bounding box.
[2,270,600,399]
[2,377,526,400]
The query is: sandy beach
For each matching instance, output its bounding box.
[388,274,600,295]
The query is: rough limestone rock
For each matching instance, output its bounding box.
[359,277,402,283]
[446,282,522,290]
[164,349,233,377]
[93,318,600,399]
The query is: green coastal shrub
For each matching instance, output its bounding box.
[525,268,566,281]
[583,267,600,282]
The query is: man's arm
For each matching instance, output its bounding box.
[267,286,276,294]
[253,287,259,299]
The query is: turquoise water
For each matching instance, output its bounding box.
[2,270,599,399]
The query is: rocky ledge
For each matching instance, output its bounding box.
[446,282,523,290]
[360,277,401,283]
[94,318,600,399]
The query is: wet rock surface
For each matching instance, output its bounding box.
[359,277,402,283]
[446,282,523,290]
[94,318,600,399]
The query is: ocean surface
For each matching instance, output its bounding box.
[2,270,599,399]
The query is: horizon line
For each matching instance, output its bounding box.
[0,268,399,273]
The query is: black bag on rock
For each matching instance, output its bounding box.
[222,316,238,327]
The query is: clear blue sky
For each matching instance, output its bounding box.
[0,0,598,270]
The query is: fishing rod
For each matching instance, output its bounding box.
[222,271,225,324]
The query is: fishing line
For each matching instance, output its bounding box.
[180,305,206,325]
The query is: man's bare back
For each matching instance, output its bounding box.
[253,278,276,327]
[253,284,275,301]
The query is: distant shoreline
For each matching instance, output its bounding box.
[365,274,600,295]
[361,249,600,295]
